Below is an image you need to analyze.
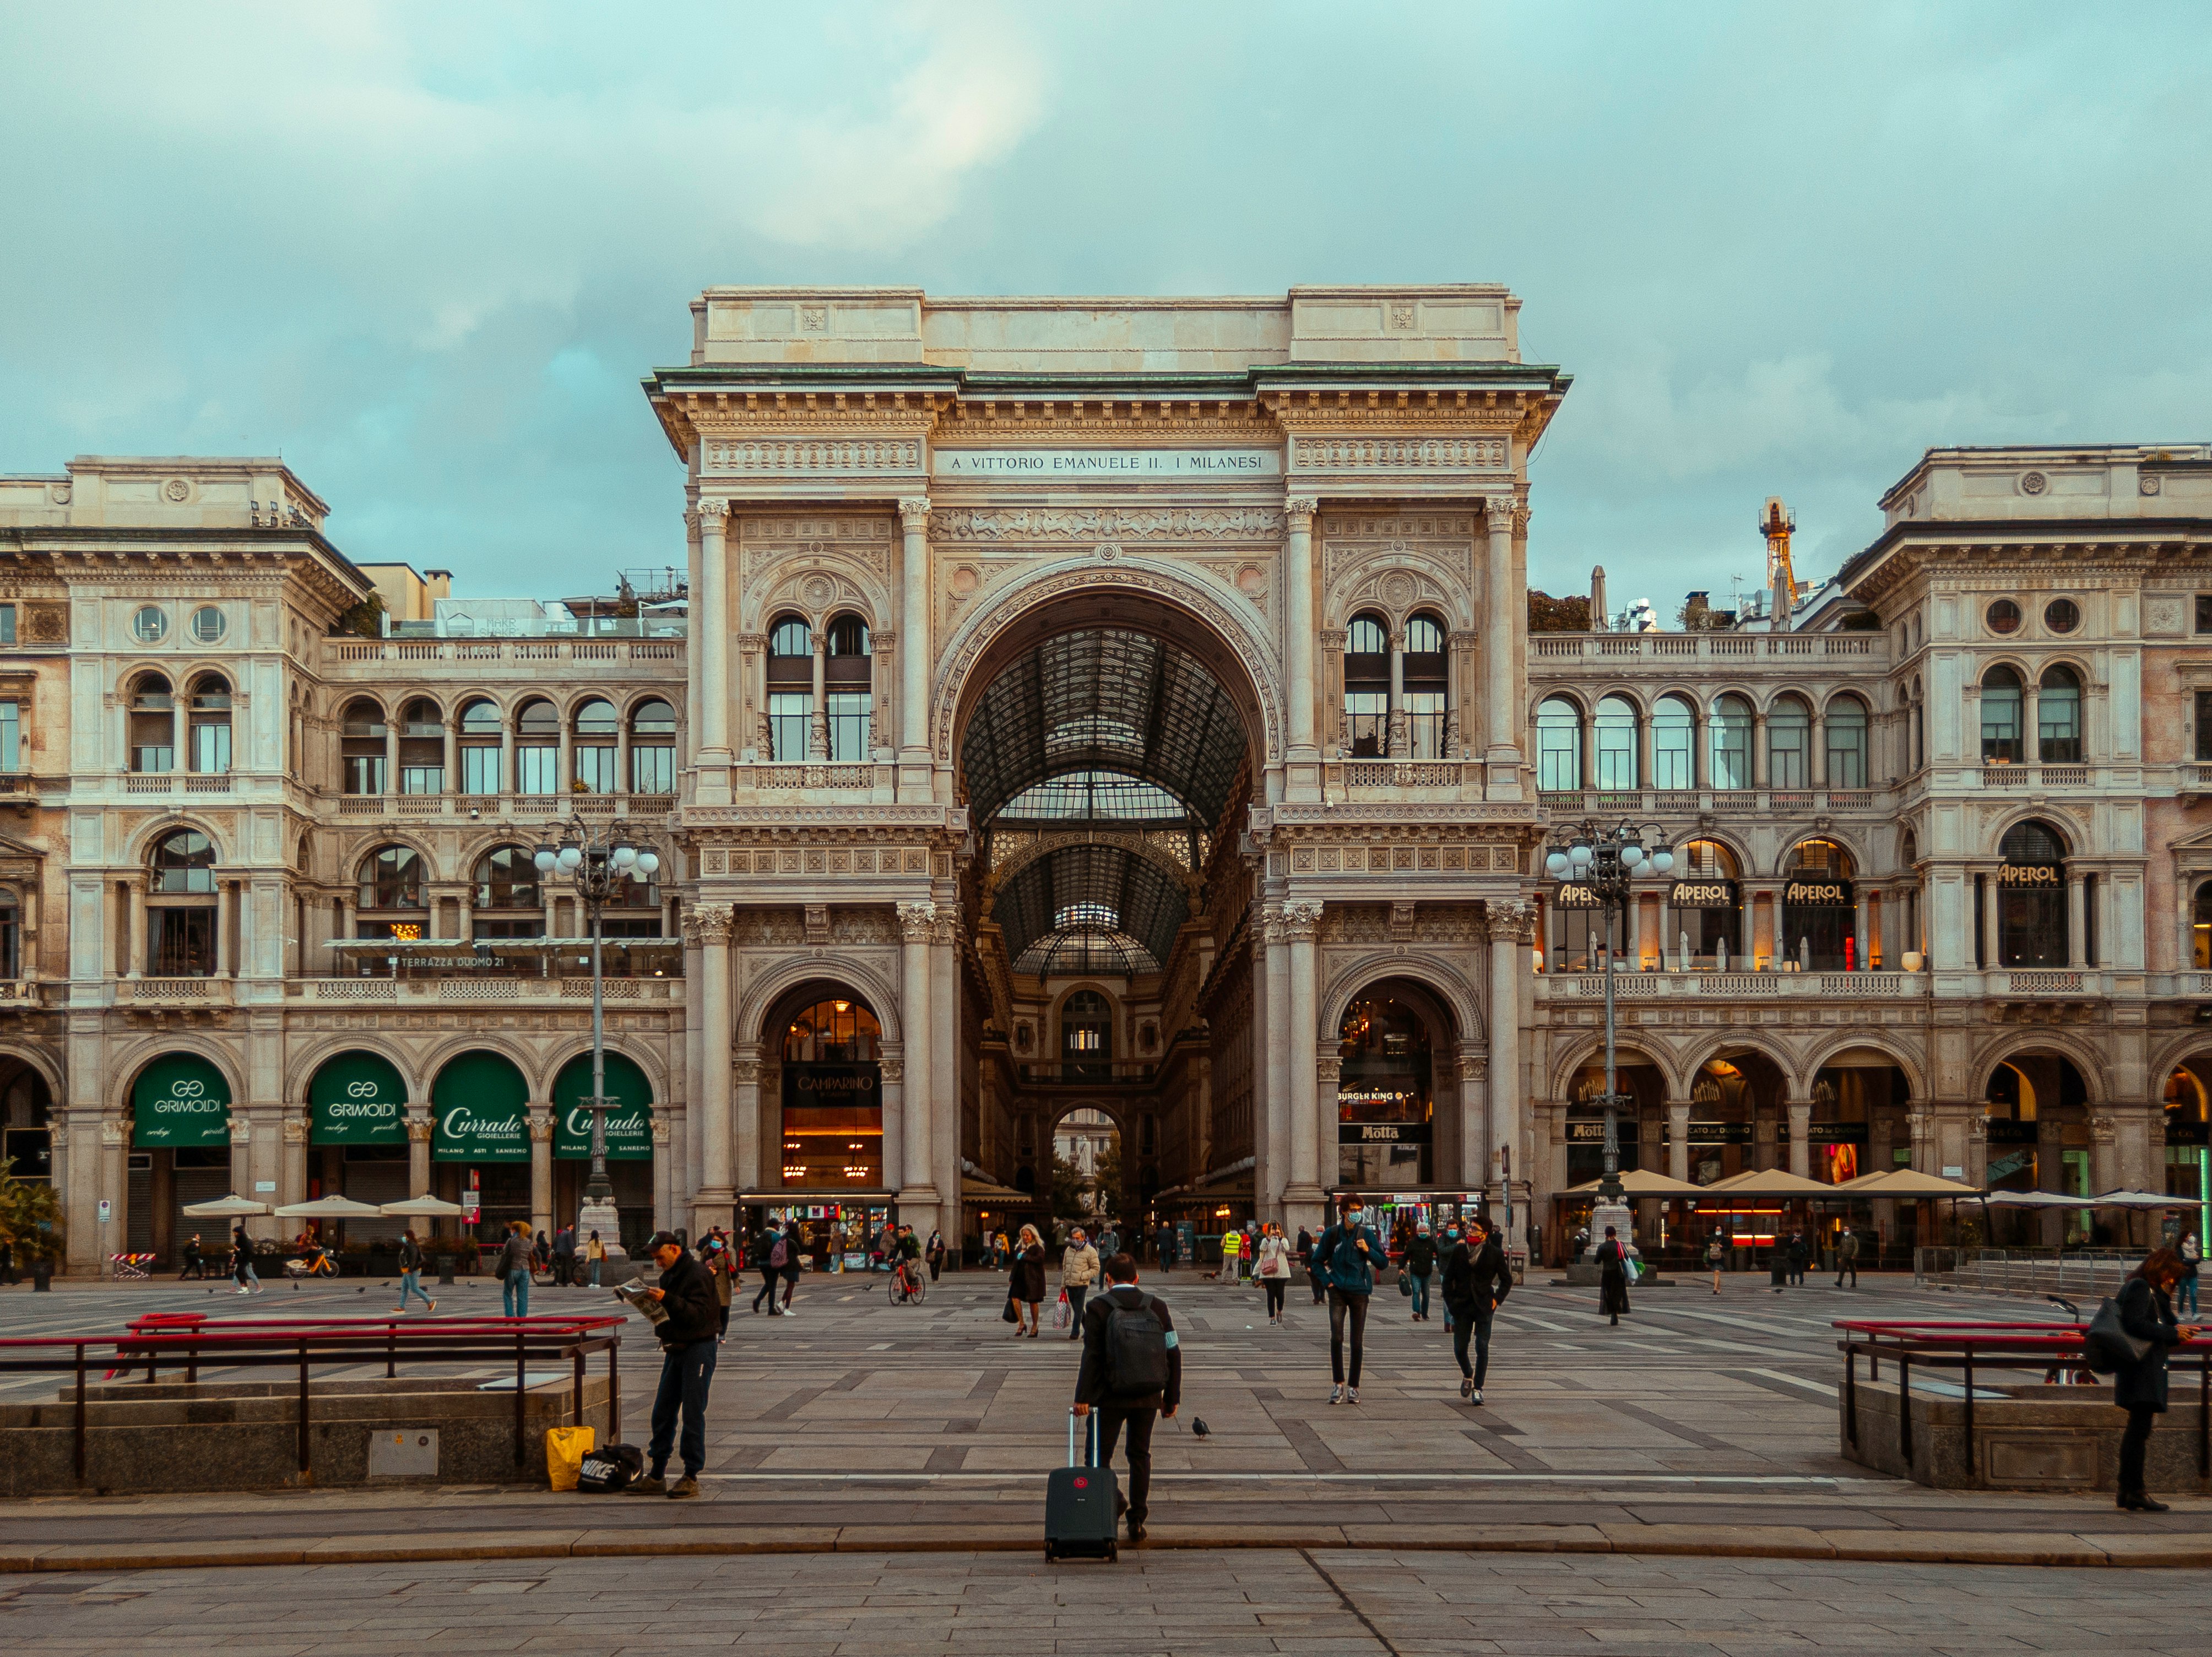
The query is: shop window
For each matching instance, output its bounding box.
[2037,666,2081,763]
[1536,696,1582,792]
[1710,695,1752,789]
[572,698,618,793]
[630,699,676,793]
[1337,994,1435,1187]
[1824,697,1868,788]
[1998,819,2068,967]
[1669,838,1742,965]
[1651,695,1694,789]
[780,997,883,1188]
[1593,695,1638,789]
[1343,613,1389,757]
[1768,697,1810,789]
[459,698,502,794]
[1980,667,2023,763]
[129,674,175,774]
[340,698,387,795]
[514,699,559,795]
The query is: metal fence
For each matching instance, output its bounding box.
[1913,1247,2140,1299]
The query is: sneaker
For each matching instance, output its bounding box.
[1329,1384,1344,1405]
[1469,1388,1483,1406]
[1347,1387,1359,1404]
[666,1475,700,1500]
[628,1475,667,1496]
[427,1299,437,1313]
[1127,1520,1147,1543]
[1460,1377,1473,1399]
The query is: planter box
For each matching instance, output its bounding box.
[1840,1374,2212,1492]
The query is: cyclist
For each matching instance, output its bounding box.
[891,1224,926,1299]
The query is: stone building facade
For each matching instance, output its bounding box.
[3,292,2209,1274]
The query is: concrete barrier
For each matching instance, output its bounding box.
[1840,1376,2212,1493]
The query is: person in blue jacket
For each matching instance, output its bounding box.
[1314,1197,1383,1405]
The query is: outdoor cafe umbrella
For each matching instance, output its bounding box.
[1832,1169,1982,1198]
[1561,1168,1705,1198]
[179,1194,270,1217]
[377,1196,469,1217]
[1980,1190,2090,1207]
[273,1196,388,1220]
[1695,1169,1836,1198]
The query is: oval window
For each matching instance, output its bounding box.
[2043,598,2079,635]
[189,605,226,644]
[132,605,168,643]
[1985,599,2021,636]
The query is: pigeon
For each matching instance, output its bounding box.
[1190,1417,1211,1438]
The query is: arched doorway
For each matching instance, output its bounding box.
[1984,1051,2092,1245]
[430,1051,530,1243]
[1671,838,1744,969]
[757,987,890,1271]
[127,1052,233,1265]
[1050,1106,1123,1241]
[1807,1052,1911,1187]
[1337,982,1454,1193]
[305,1049,410,1241]
[551,1050,654,1254]
[2162,1061,2210,1216]
[0,1053,55,1185]
[1780,837,1857,971]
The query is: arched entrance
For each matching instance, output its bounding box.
[1337,980,1456,1194]
[127,1052,234,1266]
[1049,1105,1124,1242]
[1984,1050,2092,1245]
[430,1051,530,1243]
[754,984,891,1271]
[0,1053,55,1184]
[551,1051,654,1254]
[305,1050,410,1242]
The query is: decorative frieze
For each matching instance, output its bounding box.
[703,437,923,476]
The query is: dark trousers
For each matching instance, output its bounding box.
[2119,1403,2159,1496]
[1263,1279,1287,1318]
[1096,1404,1157,1525]
[716,1301,730,1335]
[781,1266,799,1306]
[1452,1307,1494,1387]
[648,1337,718,1479]
[1309,1266,1327,1304]
[1066,1284,1088,1334]
[751,1269,779,1313]
[1835,1260,1858,1287]
[1328,1288,1370,1384]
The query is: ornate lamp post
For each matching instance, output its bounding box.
[534,823,661,1209]
[1543,820,1675,1205]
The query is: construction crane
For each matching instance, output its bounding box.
[1760,497,1796,633]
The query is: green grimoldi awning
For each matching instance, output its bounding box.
[431,1051,532,1163]
[553,1052,653,1161]
[132,1053,232,1149]
[307,1050,409,1146]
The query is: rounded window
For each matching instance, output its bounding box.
[132,605,168,643]
[151,829,216,894]
[768,616,811,657]
[827,615,870,657]
[2043,598,2080,634]
[1986,599,2022,636]
[188,605,225,645]
[459,698,501,735]
[473,846,540,910]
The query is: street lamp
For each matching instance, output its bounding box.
[1543,819,1676,1205]
[534,823,661,1206]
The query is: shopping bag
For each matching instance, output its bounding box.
[545,1425,596,1492]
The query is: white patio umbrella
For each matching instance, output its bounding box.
[180,1194,271,1217]
[273,1196,388,1219]
[378,1196,469,1217]
[1980,1190,2091,1208]
[2091,1190,2179,1209]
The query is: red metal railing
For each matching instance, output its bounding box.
[0,1315,626,1485]
[1834,1318,2210,1475]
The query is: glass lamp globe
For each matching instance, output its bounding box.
[532,844,557,874]
[557,844,584,873]
[1545,851,1570,879]
[636,851,660,877]
[1569,842,1593,871]
[1620,843,1645,869]
[1651,847,1676,875]
[611,843,637,869]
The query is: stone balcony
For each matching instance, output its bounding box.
[324,637,682,669]
[1536,969,1929,1005]
[1538,785,1880,818]
[289,976,685,1007]
[1528,631,1889,670]
[328,790,677,823]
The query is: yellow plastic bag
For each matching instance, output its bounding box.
[545,1425,595,1492]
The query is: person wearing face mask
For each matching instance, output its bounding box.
[1315,1197,1382,1405]
[1403,1221,1438,1323]
[1441,1216,1512,1403]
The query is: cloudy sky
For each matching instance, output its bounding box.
[3,2,2205,611]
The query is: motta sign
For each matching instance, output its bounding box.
[1337,1121,1434,1145]
[1668,879,1738,911]
[1783,879,1853,908]
[435,1102,529,1162]
[1998,862,2062,887]
[932,447,1281,478]
[1566,1120,1641,1144]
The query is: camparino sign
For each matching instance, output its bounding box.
[307,1050,408,1147]
[552,1051,654,1161]
[431,1051,532,1163]
[131,1053,232,1149]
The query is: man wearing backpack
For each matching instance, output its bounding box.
[1073,1251,1182,1545]
[1316,1198,1382,1405]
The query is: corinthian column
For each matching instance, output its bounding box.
[1482,494,1522,797]
[1283,901,1325,1220]
[897,902,939,1211]
[1485,899,1534,1247]
[1284,496,1319,763]
[528,1107,554,1239]
[897,498,932,787]
[694,501,733,805]
[689,902,735,1233]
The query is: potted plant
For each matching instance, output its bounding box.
[0,1155,65,1289]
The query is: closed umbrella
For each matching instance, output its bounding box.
[378,1196,469,1217]
[180,1194,270,1217]
[274,1196,388,1219]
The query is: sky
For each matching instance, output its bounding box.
[2,1,2207,613]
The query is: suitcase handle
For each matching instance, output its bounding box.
[1067,1407,1097,1468]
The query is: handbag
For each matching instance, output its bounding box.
[1625,1254,1641,1285]
[1002,1292,1020,1324]
[1397,1271,1413,1297]
[2083,1294,2152,1374]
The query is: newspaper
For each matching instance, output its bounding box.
[612,1276,668,1326]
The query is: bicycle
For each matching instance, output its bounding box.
[889,1259,928,1304]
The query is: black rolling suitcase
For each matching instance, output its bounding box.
[1044,1409,1119,1562]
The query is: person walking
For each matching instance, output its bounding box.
[1304,1224,1329,1305]
[1073,1250,1182,1545]
[1787,1230,1811,1287]
[178,1233,205,1281]
[394,1228,437,1313]
[1060,1226,1100,1339]
[1834,1228,1860,1290]
[1317,1198,1381,1404]
[532,1228,551,1279]
[585,1229,606,1288]
[1440,1216,1511,1402]
[1216,1223,1243,1282]
[777,1220,804,1314]
[498,1220,535,1318]
[552,1225,576,1288]
[1595,1225,1631,1327]
[926,1228,946,1281]
[2178,1232,2201,1318]
[752,1222,785,1315]
[1256,1222,1293,1323]
[702,1232,733,1338]
[1706,1231,1727,1295]
[1153,1222,1174,1271]
[231,1222,262,1295]
[1011,1223,1047,1337]
[628,1231,720,1499]
[1097,1225,1119,1259]
[2112,1247,2200,1511]
[1404,1221,1438,1322]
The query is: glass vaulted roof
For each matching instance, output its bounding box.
[994,842,1186,978]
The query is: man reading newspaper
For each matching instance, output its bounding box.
[622,1232,719,1499]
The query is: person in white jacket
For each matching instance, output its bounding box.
[1060,1227,1102,1339]
[1255,1222,1294,1324]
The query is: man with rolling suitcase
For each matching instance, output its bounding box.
[1071,1251,1181,1546]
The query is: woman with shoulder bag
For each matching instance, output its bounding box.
[2112,1247,2200,1511]
[1256,1222,1293,1324]
[1010,1224,1047,1338]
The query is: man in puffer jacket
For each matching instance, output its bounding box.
[1060,1227,1102,1339]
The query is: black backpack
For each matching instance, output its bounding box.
[575,1442,644,1493]
[1103,1292,1171,1398]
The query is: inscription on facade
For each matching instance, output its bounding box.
[933,448,1281,478]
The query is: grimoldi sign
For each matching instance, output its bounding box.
[932,448,1281,479]
[1669,879,1738,911]
[1783,878,1854,908]
[131,1053,231,1150]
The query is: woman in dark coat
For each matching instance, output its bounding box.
[1010,1224,1047,1338]
[1595,1225,1631,1326]
[2114,1247,2200,1510]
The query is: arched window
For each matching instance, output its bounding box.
[1651,695,1695,790]
[1337,992,1438,1188]
[398,697,442,794]
[1061,989,1113,1081]
[1981,666,2023,764]
[1911,677,1924,772]
[1900,828,1924,963]
[514,698,559,795]
[630,699,676,794]
[780,997,883,1187]
[0,888,18,979]
[357,847,425,913]
[766,614,812,761]
[1343,613,1389,757]
[1825,696,1869,789]
[458,698,501,795]
[1593,695,1638,789]
[2195,881,2212,971]
[783,997,882,1062]
[148,830,217,976]
[825,614,872,762]
[1667,838,1742,968]
[1781,838,1857,970]
[572,698,619,793]
[1768,696,1811,789]
[1710,694,1753,790]
[1403,611,1448,759]
[473,846,540,918]
[187,674,232,775]
[2038,665,2081,763]
[1536,697,1583,793]
[129,674,175,775]
[1997,819,2067,967]
[340,698,387,795]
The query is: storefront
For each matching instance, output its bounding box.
[778,997,885,1188]
[552,1050,654,1252]
[127,1053,232,1265]
[746,1195,899,1271]
[1337,992,1438,1188]
[306,1050,409,1243]
[431,1050,531,1242]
